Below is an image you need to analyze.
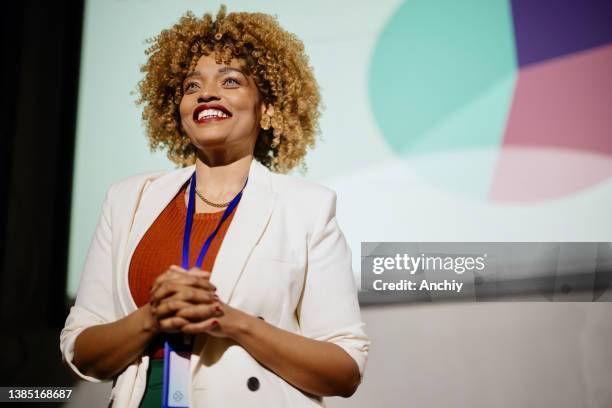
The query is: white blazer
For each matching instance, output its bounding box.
[60,159,369,407]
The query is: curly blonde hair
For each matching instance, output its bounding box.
[136,5,321,173]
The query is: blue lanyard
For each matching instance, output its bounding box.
[182,171,247,269]
[162,171,247,408]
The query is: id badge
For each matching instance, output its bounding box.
[162,334,192,408]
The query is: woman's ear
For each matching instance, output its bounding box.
[261,103,274,117]
[260,103,275,130]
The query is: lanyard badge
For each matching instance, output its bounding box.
[162,334,192,408]
[162,172,247,408]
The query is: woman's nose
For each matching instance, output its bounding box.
[197,82,220,103]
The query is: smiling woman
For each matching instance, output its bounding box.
[60,5,369,408]
[178,55,273,171]
[137,6,321,174]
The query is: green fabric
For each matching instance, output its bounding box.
[139,359,164,407]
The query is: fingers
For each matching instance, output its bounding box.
[149,266,219,333]
[152,265,189,285]
[150,281,216,305]
[150,266,213,294]
[153,290,219,317]
[175,303,223,321]
[151,282,217,305]
[153,301,223,333]
[181,317,220,334]
[150,276,216,305]
[152,299,194,320]
[157,316,191,333]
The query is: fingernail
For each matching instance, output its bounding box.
[213,294,219,300]
[215,306,222,313]
[211,320,219,327]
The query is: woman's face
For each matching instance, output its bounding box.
[179,54,265,157]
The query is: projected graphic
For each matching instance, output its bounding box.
[370,0,612,202]
[69,0,612,297]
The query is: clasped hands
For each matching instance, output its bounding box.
[148,265,243,338]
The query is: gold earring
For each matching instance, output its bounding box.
[260,114,271,130]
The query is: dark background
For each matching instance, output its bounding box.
[0,0,84,386]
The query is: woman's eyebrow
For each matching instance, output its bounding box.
[184,67,245,80]
[218,67,246,76]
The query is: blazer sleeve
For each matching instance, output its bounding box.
[296,189,370,379]
[60,186,117,382]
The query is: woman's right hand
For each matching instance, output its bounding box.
[149,265,222,333]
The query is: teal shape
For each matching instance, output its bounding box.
[369,0,517,155]
[405,74,516,199]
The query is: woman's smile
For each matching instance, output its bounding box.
[192,103,233,125]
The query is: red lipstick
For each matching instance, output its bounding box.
[192,103,232,124]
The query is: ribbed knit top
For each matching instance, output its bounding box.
[128,183,238,359]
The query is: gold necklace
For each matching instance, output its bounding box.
[194,187,232,208]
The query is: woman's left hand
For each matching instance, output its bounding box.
[177,300,250,339]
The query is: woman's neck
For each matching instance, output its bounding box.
[193,152,252,200]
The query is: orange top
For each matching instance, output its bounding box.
[128,184,238,359]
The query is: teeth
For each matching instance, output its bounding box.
[197,109,229,120]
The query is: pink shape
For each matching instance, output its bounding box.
[490,43,612,202]
[490,146,612,202]
[503,43,612,156]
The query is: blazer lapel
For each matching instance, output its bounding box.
[191,161,275,372]
[118,165,196,313]
[210,160,275,302]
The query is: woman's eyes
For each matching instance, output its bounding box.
[183,77,241,92]
[184,82,199,91]
[223,77,241,86]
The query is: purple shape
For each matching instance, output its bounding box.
[511,0,612,67]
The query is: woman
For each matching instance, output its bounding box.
[60,6,369,407]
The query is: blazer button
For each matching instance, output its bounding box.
[247,376,260,391]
